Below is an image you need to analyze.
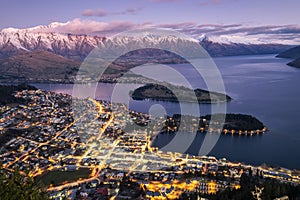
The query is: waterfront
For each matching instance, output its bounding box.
[34,54,300,169]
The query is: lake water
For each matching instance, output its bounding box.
[33,54,300,169]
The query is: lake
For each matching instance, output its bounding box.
[33,54,300,169]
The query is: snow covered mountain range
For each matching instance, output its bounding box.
[0,25,292,61]
[0,24,294,83]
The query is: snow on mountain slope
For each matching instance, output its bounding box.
[0,24,292,60]
[0,27,106,60]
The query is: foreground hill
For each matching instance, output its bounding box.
[0,50,80,83]
[0,49,188,83]
[0,84,37,106]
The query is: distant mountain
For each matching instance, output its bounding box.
[276,46,300,59]
[276,46,300,68]
[0,28,105,61]
[0,27,292,62]
[0,26,294,83]
[0,50,80,83]
[201,37,291,57]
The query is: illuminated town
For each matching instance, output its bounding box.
[0,88,299,199]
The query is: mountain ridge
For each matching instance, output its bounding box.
[0,26,294,83]
[0,27,292,61]
[276,45,300,68]
[276,46,300,59]
[288,57,300,68]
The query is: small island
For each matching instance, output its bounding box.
[130,83,231,104]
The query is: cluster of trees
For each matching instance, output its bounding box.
[0,84,37,106]
[131,83,178,101]
[177,167,300,200]
[160,113,265,134]
[202,173,300,200]
[117,176,143,199]
[202,113,265,131]
[0,128,28,146]
[0,165,49,199]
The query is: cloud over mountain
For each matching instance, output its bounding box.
[82,7,142,17]
[2,19,299,44]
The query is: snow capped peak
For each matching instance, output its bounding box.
[48,21,67,28]
[27,23,60,32]
[199,34,269,45]
[1,21,70,34]
[141,32,158,39]
[1,27,20,33]
[0,22,269,46]
[197,34,208,42]
[0,22,289,61]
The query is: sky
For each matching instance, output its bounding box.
[1,0,300,44]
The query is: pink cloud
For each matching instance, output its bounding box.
[158,22,197,29]
[12,19,300,44]
[122,8,142,15]
[82,7,142,18]
[27,19,151,35]
[82,9,108,17]
[56,19,138,35]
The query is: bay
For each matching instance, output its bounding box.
[34,54,300,169]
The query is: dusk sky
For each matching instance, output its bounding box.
[1,0,300,43]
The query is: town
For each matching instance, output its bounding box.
[0,88,299,200]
